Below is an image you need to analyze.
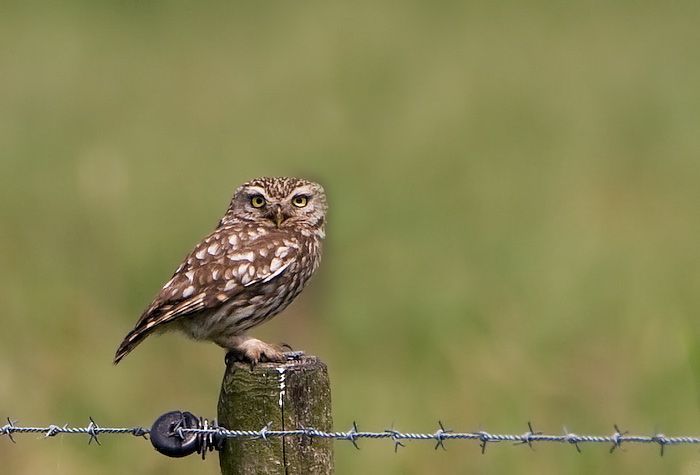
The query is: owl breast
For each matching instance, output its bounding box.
[179,232,322,341]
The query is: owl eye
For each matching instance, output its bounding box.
[292,195,308,208]
[250,195,266,208]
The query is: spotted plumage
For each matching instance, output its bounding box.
[114,177,327,365]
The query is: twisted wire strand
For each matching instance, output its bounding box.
[3,417,699,454]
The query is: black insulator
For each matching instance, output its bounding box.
[150,411,201,458]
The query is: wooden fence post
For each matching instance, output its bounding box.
[217,355,333,474]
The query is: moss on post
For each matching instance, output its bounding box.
[217,355,333,474]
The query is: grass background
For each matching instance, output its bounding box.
[1,1,700,473]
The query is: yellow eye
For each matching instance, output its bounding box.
[292,195,308,208]
[250,195,266,208]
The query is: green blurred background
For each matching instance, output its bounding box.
[1,1,700,473]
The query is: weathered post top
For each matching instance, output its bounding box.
[217,354,333,475]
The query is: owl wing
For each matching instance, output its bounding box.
[114,228,300,363]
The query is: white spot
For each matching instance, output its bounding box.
[182,286,195,298]
[185,271,195,282]
[259,248,268,258]
[208,243,220,255]
[228,235,238,246]
[262,259,292,283]
[248,266,255,277]
[146,321,157,329]
[224,280,237,291]
[275,246,290,258]
[283,239,299,248]
[270,257,283,272]
[240,273,252,286]
[195,249,206,259]
[229,251,254,262]
[163,277,175,289]
[212,269,220,280]
[237,262,249,277]
[247,229,259,239]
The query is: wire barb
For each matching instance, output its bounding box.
[1,418,17,443]
[385,427,405,453]
[477,431,493,454]
[434,421,451,451]
[257,422,273,441]
[516,421,541,449]
[610,424,627,454]
[345,421,360,450]
[652,433,667,456]
[131,426,149,439]
[563,427,582,453]
[86,417,101,446]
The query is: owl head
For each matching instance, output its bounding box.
[221,177,327,231]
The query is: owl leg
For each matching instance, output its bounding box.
[219,335,286,367]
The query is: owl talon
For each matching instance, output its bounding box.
[225,338,286,369]
[225,350,248,366]
[284,350,305,360]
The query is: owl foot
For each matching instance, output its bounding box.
[225,338,286,369]
[280,343,306,360]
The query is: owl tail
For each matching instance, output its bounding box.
[113,328,149,364]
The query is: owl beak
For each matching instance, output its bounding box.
[273,206,285,228]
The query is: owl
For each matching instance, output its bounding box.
[114,177,327,365]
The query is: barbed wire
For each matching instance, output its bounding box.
[3,417,699,456]
[0,417,148,445]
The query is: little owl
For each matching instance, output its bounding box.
[114,177,327,365]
